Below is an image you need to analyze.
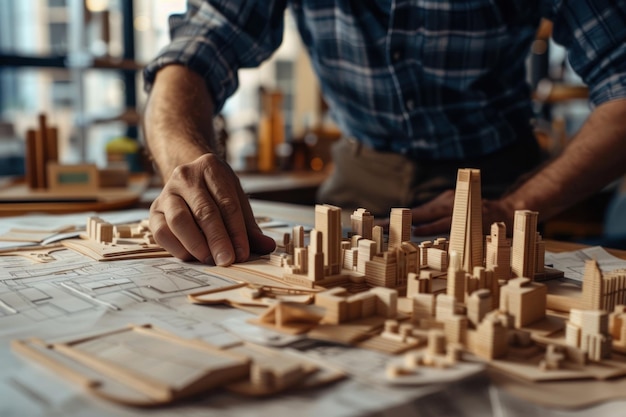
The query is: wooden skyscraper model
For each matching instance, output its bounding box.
[448,168,483,273]
[511,210,539,278]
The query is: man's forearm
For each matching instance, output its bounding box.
[502,99,626,223]
[143,65,217,180]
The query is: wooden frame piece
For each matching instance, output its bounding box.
[12,324,250,406]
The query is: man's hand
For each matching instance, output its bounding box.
[143,65,275,265]
[410,190,514,237]
[149,153,276,265]
[409,190,455,237]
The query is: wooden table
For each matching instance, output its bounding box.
[2,199,626,415]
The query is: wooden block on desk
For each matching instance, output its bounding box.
[99,166,130,188]
[46,126,59,164]
[225,342,314,396]
[34,131,46,188]
[25,129,38,189]
[47,163,99,191]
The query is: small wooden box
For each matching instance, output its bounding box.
[47,162,99,191]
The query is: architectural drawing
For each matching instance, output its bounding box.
[0,248,237,331]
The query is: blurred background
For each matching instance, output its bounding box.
[0,2,623,245]
[0,0,339,175]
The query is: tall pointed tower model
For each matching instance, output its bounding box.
[448,168,484,273]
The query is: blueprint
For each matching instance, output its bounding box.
[0,240,454,417]
[0,246,244,337]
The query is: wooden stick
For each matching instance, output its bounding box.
[35,114,49,189]
[25,129,37,189]
[46,126,59,164]
[53,342,173,401]
[11,339,100,388]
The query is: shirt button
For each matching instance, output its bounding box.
[406,99,414,110]
[392,51,401,61]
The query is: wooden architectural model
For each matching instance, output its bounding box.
[485,222,512,283]
[511,210,545,279]
[548,259,626,313]
[61,216,170,261]
[14,166,626,408]
[187,167,626,407]
[449,168,483,273]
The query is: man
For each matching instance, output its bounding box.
[142,1,626,266]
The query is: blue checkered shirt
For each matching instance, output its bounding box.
[143,0,626,160]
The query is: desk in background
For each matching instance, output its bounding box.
[239,170,329,205]
[0,169,328,217]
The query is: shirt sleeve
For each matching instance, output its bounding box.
[143,0,288,112]
[549,0,626,106]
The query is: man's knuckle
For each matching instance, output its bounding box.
[171,164,186,177]
[151,223,169,242]
[163,207,187,227]
[192,203,218,223]
[218,197,240,217]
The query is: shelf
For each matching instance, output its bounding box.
[0,53,67,68]
[0,53,144,72]
[80,108,142,127]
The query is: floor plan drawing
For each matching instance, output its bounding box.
[0,248,238,335]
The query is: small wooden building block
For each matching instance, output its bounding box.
[47,163,99,191]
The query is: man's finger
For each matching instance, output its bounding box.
[410,190,455,224]
[176,184,236,266]
[149,207,195,261]
[237,186,276,257]
[201,168,250,263]
[412,216,452,237]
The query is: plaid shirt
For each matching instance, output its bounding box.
[144,0,626,160]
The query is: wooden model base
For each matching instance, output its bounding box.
[12,324,345,406]
[489,366,626,408]
[62,237,170,261]
[60,217,169,261]
[189,282,316,309]
[11,324,250,406]
[0,243,66,263]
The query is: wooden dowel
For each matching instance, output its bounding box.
[25,129,38,189]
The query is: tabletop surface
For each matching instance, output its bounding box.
[1,200,626,417]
